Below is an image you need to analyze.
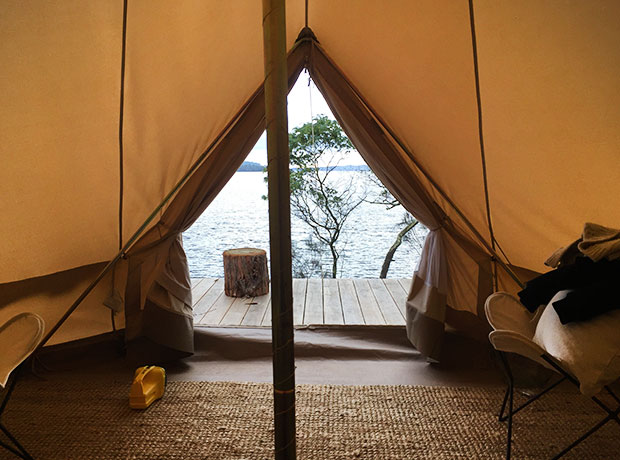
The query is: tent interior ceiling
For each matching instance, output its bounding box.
[2,0,619,345]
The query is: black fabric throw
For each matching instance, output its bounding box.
[517,257,620,324]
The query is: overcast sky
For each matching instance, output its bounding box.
[245,70,364,166]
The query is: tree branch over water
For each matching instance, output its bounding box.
[260,114,425,278]
[288,115,367,278]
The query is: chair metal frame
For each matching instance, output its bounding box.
[497,350,620,460]
[0,363,35,460]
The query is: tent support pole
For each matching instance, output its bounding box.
[262,1,297,460]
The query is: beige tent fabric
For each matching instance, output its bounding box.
[0,1,305,285]
[0,1,304,349]
[121,0,306,246]
[1,1,122,283]
[2,1,619,355]
[0,263,119,347]
[474,0,620,270]
[308,42,492,360]
[120,43,309,358]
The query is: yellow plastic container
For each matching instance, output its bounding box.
[129,366,166,409]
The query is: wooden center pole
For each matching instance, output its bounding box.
[262,1,296,459]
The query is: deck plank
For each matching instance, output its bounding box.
[260,300,272,326]
[241,292,271,327]
[338,278,365,325]
[293,279,307,326]
[304,278,323,324]
[353,279,386,325]
[191,278,217,306]
[397,278,411,295]
[368,279,405,325]
[193,279,224,319]
[220,296,252,326]
[199,290,235,324]
[323,279,344,324]
[191,277,408,327]
[384,278,408,317]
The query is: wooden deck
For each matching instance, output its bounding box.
[191,278,410,327]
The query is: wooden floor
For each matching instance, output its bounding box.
[191,278,410,327]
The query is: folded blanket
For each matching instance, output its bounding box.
[578,222,620,262]
[521,223,620,323]
[545,222,620,268]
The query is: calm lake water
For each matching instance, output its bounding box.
[183,171,428,279]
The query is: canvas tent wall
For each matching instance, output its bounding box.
[2,1,619,359]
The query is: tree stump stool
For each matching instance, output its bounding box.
[223,248,269,297]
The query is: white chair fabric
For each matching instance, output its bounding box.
[0,313,45,388]
[485,292,552,370]
[486,291,620,396]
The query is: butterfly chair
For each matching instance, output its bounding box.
[0,313,45,460]
[485,291,620,459]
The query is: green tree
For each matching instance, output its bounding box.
[288,115,367,278]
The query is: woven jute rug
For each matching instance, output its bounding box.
[2,379,618,459]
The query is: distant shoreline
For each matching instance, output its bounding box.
[237,161,264,171]
[237,161,370,172]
